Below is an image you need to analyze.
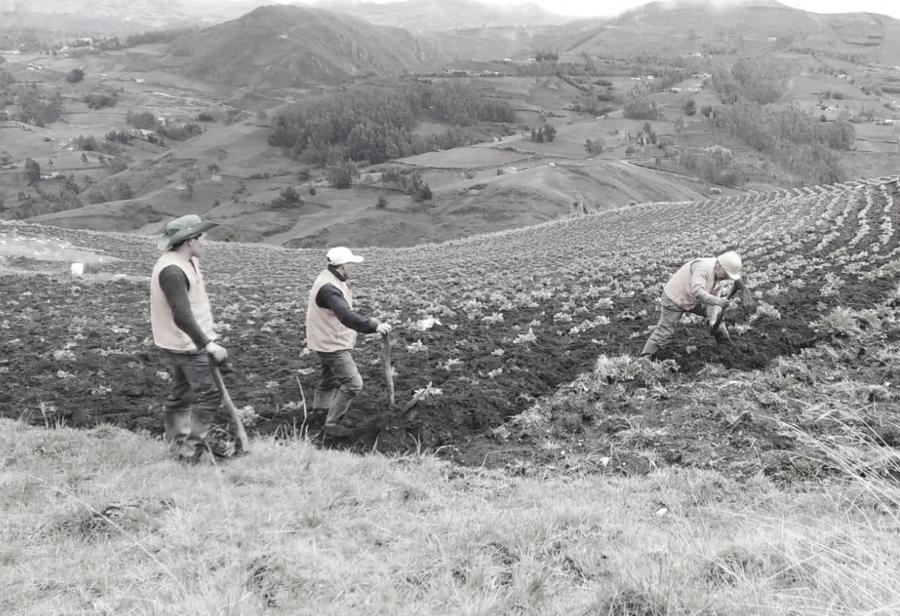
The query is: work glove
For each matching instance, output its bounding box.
[376,322,392,336]
[205,341,228,364]
[716,297,732,309]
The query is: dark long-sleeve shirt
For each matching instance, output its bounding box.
[158,265,211,349]
[315,283,378,334]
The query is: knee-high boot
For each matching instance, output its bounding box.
[325,390,355,427]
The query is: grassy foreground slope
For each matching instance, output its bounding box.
[3,417,900,615]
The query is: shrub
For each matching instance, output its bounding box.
[684,98,696,116]
[83,91,117,109]
[272,186,301,208]
[160,123,202,141]
[530,123,557,143]
[18,89,63,126]
[65,68,84,83]
[584,137,604,154]
[126,111,157,130]
[73,135,99,151]
[113,181,134,200]
[23,157,41,184]
[679,145,740,186]
[542,122,557,142]
[623,95,659,120]
[105,130,133,144]
[415,183,432,201]
[411,173,432,201]
[327,162,353,189]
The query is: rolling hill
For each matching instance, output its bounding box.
[556,0,900,65]
[162,4,439,88]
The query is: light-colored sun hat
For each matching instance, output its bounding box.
[157,214,218,250]
[326,246,364,266]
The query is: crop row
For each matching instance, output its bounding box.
[1,176,898,453]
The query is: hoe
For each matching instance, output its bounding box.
[210,362,250,455]
[324,335,424,439]
[710,277,756,335]
[381,333,426,417]
[381,333,395,406]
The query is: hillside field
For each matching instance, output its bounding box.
[3,175,900,479]
[5,171,900,610]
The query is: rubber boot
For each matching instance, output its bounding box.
[183,409,216,463]
[312,389,335,412]
[640,340,659,361]
[163,410,191,458]
[325,390,355,428]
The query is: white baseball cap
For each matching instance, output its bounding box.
[326,246,364,266]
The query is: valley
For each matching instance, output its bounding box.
[1,2,898,248]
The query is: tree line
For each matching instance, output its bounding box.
[268,82,517,165]
[710,57,792,105]
[710,102,854,184]
[695,57,855,184]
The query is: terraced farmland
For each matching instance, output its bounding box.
[3,175,900,475]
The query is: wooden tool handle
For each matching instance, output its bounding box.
[210,363,250,455]
[381,334,395,406]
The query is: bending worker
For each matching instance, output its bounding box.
[640,251,742,360]
[306,247,391,429]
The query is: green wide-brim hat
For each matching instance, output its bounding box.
[157,214,218,250]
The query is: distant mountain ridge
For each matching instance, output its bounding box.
[0,0,579,35]
[545,0,900,65]
[317,0,576,31]
[0,0,199,31]
[164,5,438,88]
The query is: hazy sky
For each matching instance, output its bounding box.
[300,0,900,20]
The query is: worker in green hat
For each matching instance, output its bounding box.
[150,214,227,463]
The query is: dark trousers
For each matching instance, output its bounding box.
[314,350,363,424]
[160,349,222,453]
[641,294,729,357]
